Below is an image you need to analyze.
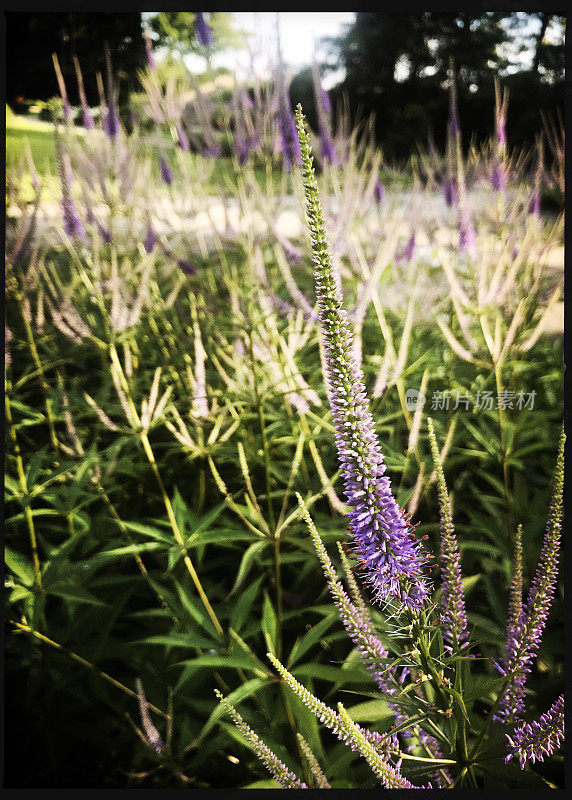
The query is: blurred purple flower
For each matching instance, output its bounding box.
[491,163,506,191]
[319,125,338,165]
[195,13,213,47]
[159,155,173,185]
[374,179,384,204]
[176,121,190,151]
[443,177,458,207]
[144,224,157,254]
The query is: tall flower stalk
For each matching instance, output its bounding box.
[494,425,565,723]
[427,418,467,650]
[294,105,428,611]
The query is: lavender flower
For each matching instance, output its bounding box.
[398,232,416,262]
[144,223,157,254]
[195,13,213,47]
[144,30,157,70]
[319,124,338,165]
[320,87,331,114]
[278,103,301,171]
[103,45,120,140]
[505,694,564,769]
[295,106,428,611]
[443,176,458,208]
[215,690,307,788]
[52,53,73,121]
[528,191,540,218]
[374,179,384,204]
[55,131,85,241]
[491,163,506,192]
[73,57,95,130]
[176,121,190,151]
[159,155,173,185]
[427,418,467,650]
[494,427,565,723]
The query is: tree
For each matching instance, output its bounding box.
[148,12,247,62]
[6,12,146,109]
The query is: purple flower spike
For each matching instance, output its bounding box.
[176,122,190,151]
[295,106,429,612]
[528,191,540,218]
[97,220,112,244]
[144,31,157,70]
[177,258,196,275]
[443,177,458,207]
[491,164,506,192]
[159,155,173,185]
[278,106,301,171]
[398,232,416,262]
[320,87,331,115]
[103,107,120,139]
[195,13,213,47]
[144,224,157,254]
[374,179,384,204]
[319,125,338,165]
[505,694,564,769]
[494,427,565,723]
[56,138,86,242]
[459,210,477,256]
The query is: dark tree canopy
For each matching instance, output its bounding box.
[320,11,565,161]
[6,12,146,109]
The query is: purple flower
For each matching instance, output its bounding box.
[505,694,564,769]
[144,31,156,70]
[56,141,85,241]
[458,209,477,256]
[195,13,213,47]
[176,121,190,151]
[159,155,173,185]
[491,163,506,192]
[320,87,331,114]
[295,106,428,611]
[103,106,120,139]
[398,232,416,262]
[443,177,458,207]
[278,104,301,171]
[374,179,384,204]
[319,125,338,165]
[97,220,112,244]
[202,144,221,159]
[143,224,157,254]
[176,258,196,276]
[494,428,565,723]
[528,191,540,218]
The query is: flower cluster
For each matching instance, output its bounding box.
[505,694,564,768]
[494,426,565,723]
[294,104,428,611]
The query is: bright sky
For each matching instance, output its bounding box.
[178,12,355,88]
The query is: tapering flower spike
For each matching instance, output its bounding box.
[144,29,157,70]
[103,45,120,139]
[52,52,73,120]
[267,650,398,763]
[312,57,337,165]
[54,127,86,241]
[135,678,164,754]
[336,703,424,788]
[494,425,565,723]
[195,13,213,47]
[214,690,307,788]
[73,56,95,130]
[159,154,173,185]
[427,418,467,650]
[505,694,564,769]
[296,733,331,788]
[294,105,428,611]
